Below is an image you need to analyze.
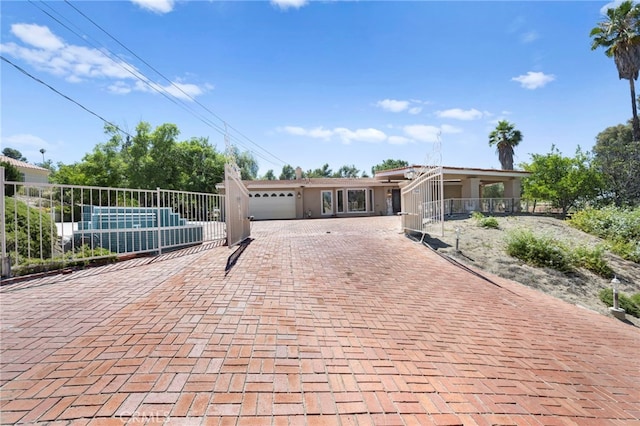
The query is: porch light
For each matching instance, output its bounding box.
[297,192,301,199]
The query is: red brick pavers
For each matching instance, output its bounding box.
[1,216,639,425]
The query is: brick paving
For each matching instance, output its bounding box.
[1,216,639,425]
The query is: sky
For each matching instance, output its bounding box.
[0,0,632,178]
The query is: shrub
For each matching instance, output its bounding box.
[471,211,500,229]
[598,288,640,318]
[505,229,572,272]
[570,206,640,263]
[571,245,614,278]
[4,196,57,262]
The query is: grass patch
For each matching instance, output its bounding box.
[598,288,640,318]
[571,245,614,278]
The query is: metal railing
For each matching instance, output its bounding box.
[401,166,445,237]
[1,167,226,278]
[444,198,527,215]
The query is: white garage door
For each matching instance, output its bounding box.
[249,191,296,220]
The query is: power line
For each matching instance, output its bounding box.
[1,55,133,139]
[62,0,290,168]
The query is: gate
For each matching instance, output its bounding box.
[401,165,444,238]
[224,163,251,247]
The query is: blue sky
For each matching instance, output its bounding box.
[0,0,631,177]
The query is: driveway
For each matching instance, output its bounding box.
[1,216,638,425]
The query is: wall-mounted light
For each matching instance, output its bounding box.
[297,192,301,199]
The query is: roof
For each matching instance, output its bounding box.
[0,155,50,173]
[217,177,394,191]
[374,165,530,180]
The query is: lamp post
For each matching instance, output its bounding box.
[609,276,625,320]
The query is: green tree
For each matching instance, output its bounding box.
[279,165,296,180]
[176,137,225,192]
[1,161,22,196]
[2,148,27,161]
[591,0,640,141]
[232,149,259,181]
[371,159,409,175]
[593,122,640,206]
[333,164,360,178]
[522,146,604,215]
[488,120,522,170]
[306,163,332,178]
[262,169,276,180]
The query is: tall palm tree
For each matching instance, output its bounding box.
[591,0,640,141]
[488,120,522,170]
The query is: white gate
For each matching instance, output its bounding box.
[401,165,444,238]
[224,163,251,247]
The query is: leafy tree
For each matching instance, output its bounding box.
[593,122,640,206]
[1,161,21,196]
[522,146,604,215]
[232,149,259,181]
[2,148,27,161]
[333,164,360,178]
[262,169,276,180]
[488,120,522,170]
[371,159,409,175]
[279,165,296,180]
[176,137,226,193]
[591,0,640,141]
[482,183,504,199]
[306,163,333,178]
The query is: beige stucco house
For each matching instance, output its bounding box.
[218,165,530,220]
[0,155,50,184]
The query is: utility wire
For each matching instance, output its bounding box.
[62,0,289,168]
[1,55,133,139]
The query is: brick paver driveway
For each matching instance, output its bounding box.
[1,216,639,425]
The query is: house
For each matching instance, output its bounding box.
[218,166,530,220]
[0,155,50,184]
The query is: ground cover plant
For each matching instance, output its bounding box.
[598,288,640,318]
[569,206,640,263]
[471,211,500,229]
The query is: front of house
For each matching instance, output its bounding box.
[0,155,50,183]
[218,165,530,220]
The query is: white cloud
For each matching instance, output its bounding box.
[408,107,423,115]
[131,0,175,14]
[277,125,387,144]
[436,108,483,121]
[511,71,555,89]
[521,31,539,43]
[10,23,63,50]
[440,124,463,134]
[0,23,210,100]
[271,0,309,10]
[388,136,411,145]
[376,99,410,113]
[403,125,442,143]
[3,134,50,150]
[334,127,387,144]
[600,1,624,14]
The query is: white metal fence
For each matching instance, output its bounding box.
[401,166,444,238]
[1,166,226,278]
[224,163,251,247]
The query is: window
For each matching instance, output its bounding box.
[321,190,333,215]
[337,190,344,213]
[347,189,366,212]
[369,189,374,212]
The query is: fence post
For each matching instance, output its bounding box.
[1,167,10,278]
[156,187,163,255]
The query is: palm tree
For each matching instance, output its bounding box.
[488,120,522,170]
[591,0,640,142]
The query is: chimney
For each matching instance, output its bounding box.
[295,167,302,180]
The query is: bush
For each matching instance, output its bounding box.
[505,229,572,272]
[570,206,640,263]
[4,196,57,262]
[471,211,500,229]
[598,288,640,318]
[571,245,614,278]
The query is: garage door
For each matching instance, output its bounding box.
[249,191,296,220]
